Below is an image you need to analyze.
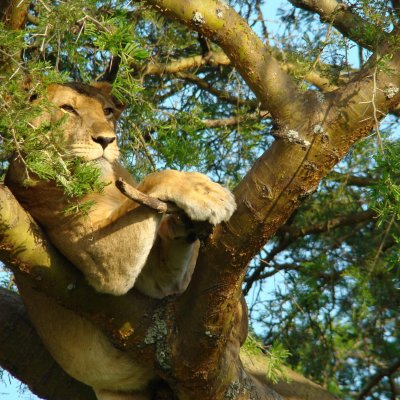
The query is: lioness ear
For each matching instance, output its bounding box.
[91,81,113,95]
[91,81,126,119]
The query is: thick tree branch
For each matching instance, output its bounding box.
[241,352,339,400]
[132,1,400,390]
[289,0,390,50]
[176,50,400,387]
[0,288,95,400]
[2,2,399,399]
[0,187,342,400]
[0,184,159,360]
[0,286,339,400]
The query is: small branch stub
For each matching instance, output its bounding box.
[115,179,180,214]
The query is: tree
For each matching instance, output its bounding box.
[0,0,399,399]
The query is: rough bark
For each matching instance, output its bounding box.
[0,0,29,30]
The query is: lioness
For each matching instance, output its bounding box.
[5,82,236,400]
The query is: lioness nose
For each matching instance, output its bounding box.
[92,136,116,149]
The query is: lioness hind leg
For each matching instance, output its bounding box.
[94,388,150,400]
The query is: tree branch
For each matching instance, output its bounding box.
[139,42,350,95]
[0,0,29,30]
[0,287,339,400]
[289,0,390,50]
[176,71,258,108]
[140,0,307,123]
[143,51,230,76]
[357,358,400,400]
[138,0,400,383]
[279,209,376,237]
[202,110,270,129]
[116,178,181,214]
[243,210,376,294]
[328,171,378,187]
[0,288,95,400]
[0,184,159,360]
[0,187,342,400]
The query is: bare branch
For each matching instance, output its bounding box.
[141,45,349,95]
[202,110,270,128]
[143,51,230,76]
[176,71,258,108]
[280,209,377,237]
[116,178,180,214]
[328,171,378,187]
[243,210,376,294]
[248,261,342,282]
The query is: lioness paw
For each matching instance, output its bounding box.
[173,177,236,225]
[139,171,236,225]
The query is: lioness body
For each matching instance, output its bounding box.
[6,83,236,399]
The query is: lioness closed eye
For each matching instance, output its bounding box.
[6,82,236,400]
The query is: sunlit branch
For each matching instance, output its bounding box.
[255,0,268,41]
[289,0,390,50]
[140,45,350,95]
[143,51,230,76]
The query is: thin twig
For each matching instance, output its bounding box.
[372,213,395,267]
[372,67,385,153]
[116,178,180,214]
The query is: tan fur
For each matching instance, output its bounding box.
[6,83,236,399]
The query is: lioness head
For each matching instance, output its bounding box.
[35,82,124,164]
